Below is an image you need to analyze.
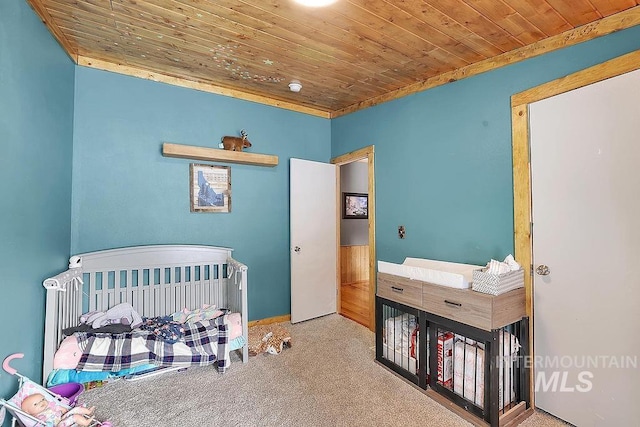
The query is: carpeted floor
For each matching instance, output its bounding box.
[80,314,570,426]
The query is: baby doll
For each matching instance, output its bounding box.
[21,393,95,427]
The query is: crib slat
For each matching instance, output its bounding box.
[100,272,106,311]
[90,272,97,312]
[159,268,166,317]
[203,265,209,305]
[186,266,194,310]
[143,269,150,317]
[115,270,122,306]
[216,264,222,308]
[128,270,135,313]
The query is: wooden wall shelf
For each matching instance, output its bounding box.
[162,142,278,167]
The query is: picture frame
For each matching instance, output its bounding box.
[190,163,231,213]
[343,192,368,219]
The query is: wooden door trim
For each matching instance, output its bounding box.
[511,49,640,407]
[332,145,376,331]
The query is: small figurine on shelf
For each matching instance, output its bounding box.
[219,129,252,152]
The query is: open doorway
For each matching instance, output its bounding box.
[331,146,375,330]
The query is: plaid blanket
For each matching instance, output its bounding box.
[75,315,230,373]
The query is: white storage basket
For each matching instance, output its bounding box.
[472,268,524,295]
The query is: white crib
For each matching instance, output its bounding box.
[42,244,249,382]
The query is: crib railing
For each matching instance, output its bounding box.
[42,245,248,384]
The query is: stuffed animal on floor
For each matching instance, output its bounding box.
[248,324,292,356]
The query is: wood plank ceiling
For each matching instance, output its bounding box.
[27,0,640,117]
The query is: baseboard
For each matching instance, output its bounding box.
[501,406,533,427]
[247,314,291,327]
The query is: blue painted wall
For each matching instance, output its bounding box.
[2,0,639,407]
[71,68,331,321]
[332,25,640,267]
[0,0,74,406]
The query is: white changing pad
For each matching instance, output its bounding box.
[378,258,483,289]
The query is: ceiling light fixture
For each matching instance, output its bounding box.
[289,80,302,92]
[293,0,337,7]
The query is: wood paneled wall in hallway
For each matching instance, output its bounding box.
[340,245,369,285]
[340,245,370,327]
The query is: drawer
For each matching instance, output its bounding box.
[422,282,492,330]
[377,273,422,309]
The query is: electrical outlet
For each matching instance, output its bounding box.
[398,225,405,239]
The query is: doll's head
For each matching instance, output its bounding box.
[21,393,49,416]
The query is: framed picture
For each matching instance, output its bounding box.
[343,192,368,219]
[190,163,231,213]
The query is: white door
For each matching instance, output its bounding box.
[290,158,337,323]
[530,69,640,426]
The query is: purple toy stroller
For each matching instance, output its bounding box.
[1,354,112,427]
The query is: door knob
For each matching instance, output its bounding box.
[535,265,550,276]
[294,246,301,253]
